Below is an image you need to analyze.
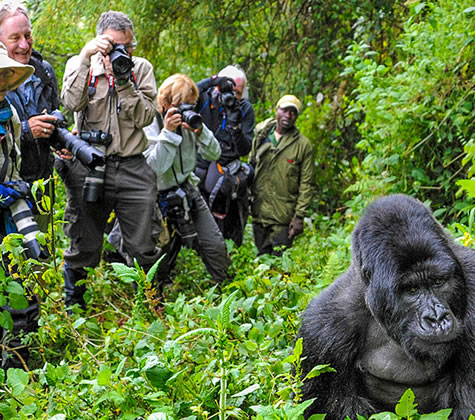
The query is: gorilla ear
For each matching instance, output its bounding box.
[361,265,371,284]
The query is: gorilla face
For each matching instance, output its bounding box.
[358,197,467,366]
[297,194,475,420]
[370,260,464,366]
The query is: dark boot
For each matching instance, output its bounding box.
[63,263,87,310]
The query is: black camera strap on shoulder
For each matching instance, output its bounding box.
[88,74,99,99]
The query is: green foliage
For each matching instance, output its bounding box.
[343,0,474,217]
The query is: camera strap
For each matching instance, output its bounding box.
[0,133,9,184]
[87,74,99,99]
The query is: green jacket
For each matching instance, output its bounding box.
[250,118,315,226]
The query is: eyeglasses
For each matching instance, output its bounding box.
[124,36,137,50]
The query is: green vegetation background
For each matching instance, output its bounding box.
[0,0,474,418]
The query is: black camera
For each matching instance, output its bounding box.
[49,110,106,171]
[176,104,202,130]
[109,44,134,80]
[7,181,49,260]
[166,188,198,249]
[219,79,237,108]
[80,130,112,203]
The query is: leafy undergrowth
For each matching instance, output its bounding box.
[0,211,469,419]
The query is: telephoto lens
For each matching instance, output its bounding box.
[177,104,202,130]
[9,199,49,259]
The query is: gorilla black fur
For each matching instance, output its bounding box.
[297,194,475,419]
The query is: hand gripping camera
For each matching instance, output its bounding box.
[80,130,113,202]
[165,187,198,249]
[49,110,106,171]
[176,104,202,130]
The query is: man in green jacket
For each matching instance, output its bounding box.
[249,94,315,255]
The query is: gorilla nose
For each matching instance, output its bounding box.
[422,304,453,333]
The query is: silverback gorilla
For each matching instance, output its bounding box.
[297,194,475,419]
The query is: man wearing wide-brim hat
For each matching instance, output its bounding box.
[0,40,41,370]
[249,94,316,255]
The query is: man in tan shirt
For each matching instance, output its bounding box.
[57,10,160,310]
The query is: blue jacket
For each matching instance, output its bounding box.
[6,50,60,183]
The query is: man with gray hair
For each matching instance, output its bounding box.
[195,65,255,246]
[0,0,61,231]
[57,10,161,310]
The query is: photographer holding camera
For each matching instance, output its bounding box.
[0,41,42,369]
[58,10,160,309]
[195,65,255,246]
[143,74,231,285]
[0,1,69,232]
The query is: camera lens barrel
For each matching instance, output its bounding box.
[221,92,236,108]
[82,144,107,202]
[56,127,106,170]
[9,199,49,259]
[177,104,202,130]
[182,110,203,130]
[109,45,134,79]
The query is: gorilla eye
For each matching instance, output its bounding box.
[433,278,445,287]
[406,285,419,294]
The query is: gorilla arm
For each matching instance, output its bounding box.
[444,245,475,419]
[297,267,378,419]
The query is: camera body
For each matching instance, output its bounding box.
[109,44,134,80]
[176,104,202,130]
[219,79,237,108]
[49,110,106,171]
[80,130,112,203]
[165,187,198,249]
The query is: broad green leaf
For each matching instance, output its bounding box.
[220,289,239,331]
[231,383,260,398]
[111,263,138,283]
[6,368,29,396]
[456,180,475,198]
[419,409,452,420]
[97,367,112,386]
[73,317,86,329]
[8,293,29,310]
[395,389,418,418]
[0,310,13,331]
[20,403,37,415]
[294,337,303,358]
[369,413,398,420]
[6,281,24,295]
[305,364,336,380]
[244,340,258,352]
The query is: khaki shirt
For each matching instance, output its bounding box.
[250,118,316,226]
[61,54,157,156]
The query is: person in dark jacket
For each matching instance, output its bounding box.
[0,1,63,231]
[195,65,255,246]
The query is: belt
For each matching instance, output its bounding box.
[106,154,143,162]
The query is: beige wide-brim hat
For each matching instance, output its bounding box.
[0,41,34,91]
